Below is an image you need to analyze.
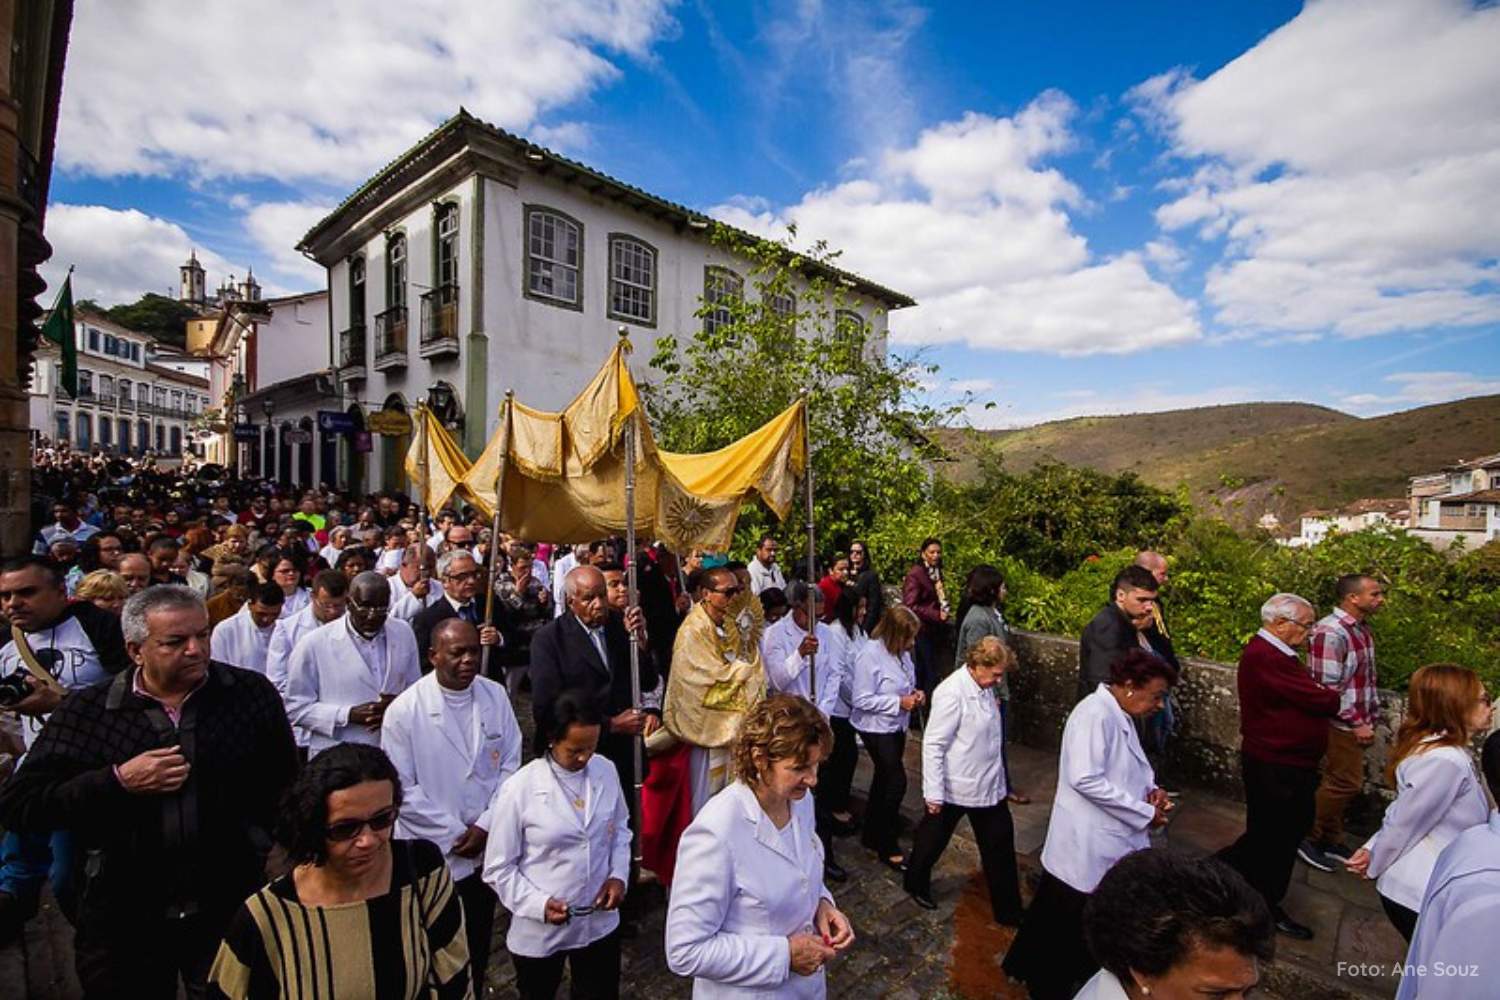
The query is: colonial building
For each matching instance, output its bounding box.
[297,109,914,495]
[1292,498,1409,548]
[29,310,212,464]
[1409,452,1500,549]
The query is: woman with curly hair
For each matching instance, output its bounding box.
[666,693,855,997]
[207,742,470,999]
[1345,663,1493,940]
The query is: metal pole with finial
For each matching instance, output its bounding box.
[481,390,513,684]
[620,327,645,867]
[803,394,816,702]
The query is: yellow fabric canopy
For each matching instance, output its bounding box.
[403,405,485,515]
[436,338,806,551]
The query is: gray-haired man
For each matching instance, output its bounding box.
[0,584,297,997]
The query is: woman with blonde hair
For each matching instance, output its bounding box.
[1346,663,1493,940]
[666,693,854,996]
[73,570,128,615]
[851,605,925,871]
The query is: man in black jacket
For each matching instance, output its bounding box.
[1077,564,1160,702]
[0,556,130,942]
[0,584,298,997]
[411,550,503,673]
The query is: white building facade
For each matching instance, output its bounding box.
[29,312,212,464]
[298,110,913,495]
[1409,453,1500,549]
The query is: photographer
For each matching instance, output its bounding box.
[0,555,129,943]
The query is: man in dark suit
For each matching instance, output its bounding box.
[1077,564,1160,702]
[411,550,502,674]
[530,565,659,793]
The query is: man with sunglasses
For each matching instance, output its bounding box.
[412,550,503,672]
[285,572,421,757]
[0,585,297,997]
[389,544,444,622]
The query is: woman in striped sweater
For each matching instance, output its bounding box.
[208,743,471,999]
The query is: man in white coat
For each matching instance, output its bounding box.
[389,544,444,621]
[761,583,840,717]
[382,618,521,990]
[284,571,420,756]
[208,582,283,674]
[267,570,349,755]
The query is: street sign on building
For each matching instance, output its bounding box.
[317,410,358,434]
[366,409,412,436]
[232,424,260,441]
[283,429,313,445]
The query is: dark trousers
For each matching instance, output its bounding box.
[1217,753,1319,911]
[858,729,907,857]
[75,913,220,999]
[1001,871,1094,1000]
[1380,894,1419,942]
[817,715,859,814]
[904,800,1023,923]
[512,929,621,1000]
[456,871,497,991]
[914,629,940,706]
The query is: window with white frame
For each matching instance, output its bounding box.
[703,266,743,335]
[349,255,367,326]
[768,290,796,323]
[386,233,407,311]
[608,235,655,325]
[435,203,459,288]
[526,208,581,306]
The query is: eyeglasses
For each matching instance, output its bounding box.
[443,570,480,583]
[325,806,398,842]
[346,599,390,614]
[712,585,744,597]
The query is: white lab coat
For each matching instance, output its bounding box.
[278,586,310,619]
[1039,684,1157,893]
[1361,740,1490,911]
[284,616,421,756]
[551,552,578,617]
[665,781,832,998]
[922,666,1007,808]
[761,615,842,719]
[209,603,275,675]
[821,622,858,719]
[390,579,445,622]
[482,755,632,958]
[1073,969,1131,1000]
[849,642,915,734]
[267,604,324,748]
[381,673,523,881]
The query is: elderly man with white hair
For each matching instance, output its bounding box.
[1216,592,1342,941]
[389,543,445,621]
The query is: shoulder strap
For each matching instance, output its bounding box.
[9,625,69,694]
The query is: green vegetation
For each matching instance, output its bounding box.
[77,293,197,348]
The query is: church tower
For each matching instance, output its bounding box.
[179,250,206,305]
[239,267,261,302]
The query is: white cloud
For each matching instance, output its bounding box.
[1136,0,1500,338]
[56,0,678,185]
[1338,370,1500,414]
[39,205,246,307]
[243,202,334,289]
[710,93,1201,356]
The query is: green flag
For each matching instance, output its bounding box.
[40,272,76,398]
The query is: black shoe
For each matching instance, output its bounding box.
[1273,909,1314,941]
[1297,839,1336,873]
[908,890,937,910]
[878,853,909,874]
[823,859,848,883]
[1321,841,1354,864]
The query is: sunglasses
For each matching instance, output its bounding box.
[325,806,399,842]
[713,585,744,596]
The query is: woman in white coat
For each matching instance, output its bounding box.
[483,689,632,999]
[1075,848,1275,999]
[665,693,855,998]
[1345,663,1494,941]
[903,637,1022,923]
[850,606,925,871]
[1002,648,1178,1000]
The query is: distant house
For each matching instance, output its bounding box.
[1408,452,1500,550]
[1293,498,1409,547]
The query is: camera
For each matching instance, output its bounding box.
[0,670,32,708]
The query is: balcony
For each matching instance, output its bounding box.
[95,392,116,411]
[374,306,408,371]
[419,284,460,359]
[339,324,368,382]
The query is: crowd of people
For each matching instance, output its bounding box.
[0,448,1496,999]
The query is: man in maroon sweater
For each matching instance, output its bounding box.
[1217,592,1341,941]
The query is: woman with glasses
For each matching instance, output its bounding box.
[1002,648,1178,1000]
[484,690,631,999]
[851,605,925,872]
[271,553,310,619]
[1345,664,1494,940]
[847,541,883,635]
[207,743,471,999]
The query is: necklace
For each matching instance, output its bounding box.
[549,757,588,811]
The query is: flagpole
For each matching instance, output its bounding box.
[802,395,816,702]
[620,327,645,869]
[481,391,513,683]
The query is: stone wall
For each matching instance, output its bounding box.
[1006,630,1404,830]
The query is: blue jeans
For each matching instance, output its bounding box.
[0,829,75,913]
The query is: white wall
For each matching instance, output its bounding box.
[256,293,331,388]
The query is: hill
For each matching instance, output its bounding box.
[940,395,1500,530]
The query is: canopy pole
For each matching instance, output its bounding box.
[802,396,816,702]
[621,327,645,868]
[416,403,432,538]
[481,391,513,683]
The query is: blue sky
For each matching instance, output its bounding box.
[43,0,1500,427]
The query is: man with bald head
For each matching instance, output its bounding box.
[1133,550,1180,772]
[382,618,521,987]
[118,552,152,596]
[284,571,421,756]
[530,565,660,806]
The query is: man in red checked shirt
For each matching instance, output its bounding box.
[1298,573,1386,873]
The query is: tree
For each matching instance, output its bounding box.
[91,293,197,347]
[640,225,957,562]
